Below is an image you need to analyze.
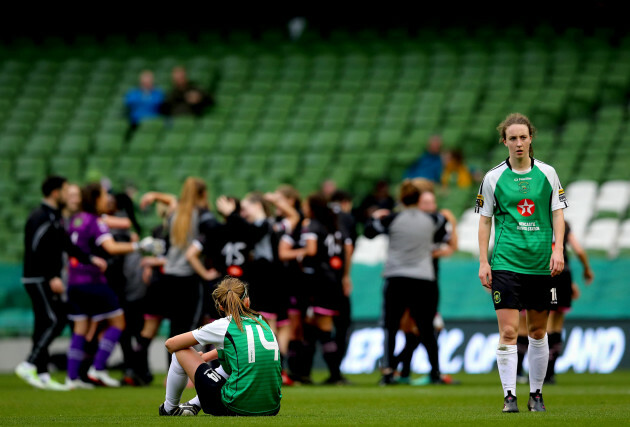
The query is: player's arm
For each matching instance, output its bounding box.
[342,240,354,297]
[165,332,199,354]
[186,241,220,281]
[550,209,565,277]
[140,191,178,213]
[435,208,458,257]
[567,231,594,285]
[478,215,493,289]
[101,215,132,230]
[278,237,306,262]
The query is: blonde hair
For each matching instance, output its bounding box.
[212,277,262,331]
[171,177,207,248]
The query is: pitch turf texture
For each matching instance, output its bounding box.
[1,372,628,425]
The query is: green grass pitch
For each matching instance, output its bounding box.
[0,371,628,425]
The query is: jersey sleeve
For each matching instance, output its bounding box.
[302,220,321,241]
[94,218,113,247]
[475,175,495,217]
[363,213,397,238]
[550,170,569,211]
[192,317,230,349]
[432,213,450,243]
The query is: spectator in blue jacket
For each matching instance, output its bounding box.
[405,135,444,183]
[124,71,164,127]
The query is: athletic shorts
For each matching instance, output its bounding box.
[67,283,123,321]
[305,273,343,316]
[550,270,573,311]
[491,270,556,311]
[245,262,280,320]
[287,270,310,316]
[144,275,204,333]
[194,363,234,416]
[194,363,280,417]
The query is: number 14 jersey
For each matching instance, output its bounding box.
[192,315,282,415]
[475,158,568,275]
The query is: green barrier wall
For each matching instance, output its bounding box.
[350,257,630,321]
[0,257,628,335]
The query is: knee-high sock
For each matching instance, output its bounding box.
[546,332,562,380]
[528,334,549,393]
[67,334,86,380]
[164,354,188,412]
[496,344,517,397]
[319,330,340,379]
[399,333,421,378]
[93,327,123,371]
[516,335,528,376]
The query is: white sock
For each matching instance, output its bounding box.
[216,365,229,379]
[528,334,549,394]
[496,344,517,397]
[164,354,188,412]
[189,395,201,407]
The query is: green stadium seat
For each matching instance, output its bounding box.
[250,131,280,154]
[127,133,157,155]
[175,156,205,180]
[58,135,91,157]
[23,135,58,157]
[85,156,115,180]
[189,131,220,152]
[146,156,176,180]
[207,155,237,180]
[50,156,82,181]
[157,132,189,155]
[0,135,26,158]
[15,157,47,183]
[94,134,125,156]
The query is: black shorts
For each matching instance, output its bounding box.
[144,274,203,333]
[67,283,122,322]
[246,262,281,319]
[305,273,344,316]
[287,270,309,316]
[194,363,280,417]
[551,270,573,311]
[194,363,234,416]
[491,270,556,311]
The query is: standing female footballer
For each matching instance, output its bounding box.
[476,113,568,412]
[135,177,220,382]
[301,192,353,384]
[364,180,445,386]
[65,183,159,389]
[159,276,281,417]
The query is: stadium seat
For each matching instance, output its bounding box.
[595,181,630,217]
[584,218,620,257]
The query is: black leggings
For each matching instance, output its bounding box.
[24,281,68,373]
[383,277,440,379]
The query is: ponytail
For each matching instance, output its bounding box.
[212,276,262,331]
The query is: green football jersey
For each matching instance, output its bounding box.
[192,315,282,415]
[475,158,568,274]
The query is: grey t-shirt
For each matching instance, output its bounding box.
[364,208,441,281]
[163,209,199,277]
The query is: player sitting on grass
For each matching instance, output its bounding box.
[159,276,282,416]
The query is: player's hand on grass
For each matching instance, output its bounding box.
[550,248,564,277]
[478,261,492,289]
[49,277,65,294]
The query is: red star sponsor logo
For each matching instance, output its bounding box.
[517,199,535,216]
